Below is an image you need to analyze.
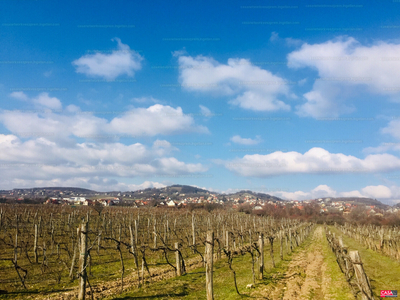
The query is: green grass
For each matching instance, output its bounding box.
[0,243,187,299]
[320,228,354,300]
[0,250,136,299]
[328,226,400,299]
[105,230,315,299]
[3,226,343,300]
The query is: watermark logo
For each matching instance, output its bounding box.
[381,290,397,297]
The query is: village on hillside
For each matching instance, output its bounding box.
[0,185,398,217]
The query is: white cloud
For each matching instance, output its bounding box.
[0,96,208,140]
[271,184,400,203]
[298,78,307,86]
[230,135,262,145]
[363,142,400,154]
[72,38,143,80]
[109,104,209,136]
[0,94,209,187]
[361,185,392,199]
[229,90,290,111]
[0,134,207,182]
[285,37,302,47]
[339,190,364,198]
[296,81,356,117]
[382,119,400,140]
[274,184,338,200]
[0,176,166,192]
[287,36,400,118]
[362,119,400,153]
[363,119,400,153]
[10,91,62,111]
[199,105,212,117]
[177,54,291,111]
[220,147,400,177]
[10,91,28,101]
[32,92,62,110]
[269,32,302,47]
[270,31,279,42]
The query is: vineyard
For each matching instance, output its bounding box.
[326,223,400,300]
[1,204,399,299]
[336,223,400,261]
[0,204,315,299]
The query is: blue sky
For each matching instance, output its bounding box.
[2,0,400,204]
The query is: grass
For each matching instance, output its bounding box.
[328,225,400,299]
[0,224,362,299]
[0,250,134,299]
[0,242,185,299]
[105,230,315,299]
[320,228,354,300]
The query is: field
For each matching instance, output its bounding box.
[0,204,399,299]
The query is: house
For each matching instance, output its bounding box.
[45,198,60,204]
[167,200,176,207]
[104,200,115,206]
[83,199,93,206]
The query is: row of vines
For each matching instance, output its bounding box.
[0,204,313,299]
[335,223,400,261]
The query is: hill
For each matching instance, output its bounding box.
[226,190,283,202]
[13,187,97,194]
[318,197,388,209]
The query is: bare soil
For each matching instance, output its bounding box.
[251,226,340,300]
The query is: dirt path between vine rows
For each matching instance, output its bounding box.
[251,226,348,300]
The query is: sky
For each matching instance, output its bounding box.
[2,0,400,204]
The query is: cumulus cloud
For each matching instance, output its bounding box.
[273,185,338,200]
[0,176,166,192]
[0,134,207,182]
[287,36,400,118]
[10,92,62,110]
[32,93,62,110]
[271,184,400,203]
[230,135,262,145]
[0,95,208,140]
[219,147,400,177]
[109,104,208,136]
[361,185,392,198]
[0,93,209,187]
[177,54,291,111]
[72,38,143,80]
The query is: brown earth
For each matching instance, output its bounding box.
[251,226,341,300]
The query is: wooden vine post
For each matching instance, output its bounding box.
[259,233,264,279]
[175,242,182,276]
[192,213,196,247]
[349,251,374,300]
[78,221,88,300]
[34,223,38,263]
[205,230,214,300]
